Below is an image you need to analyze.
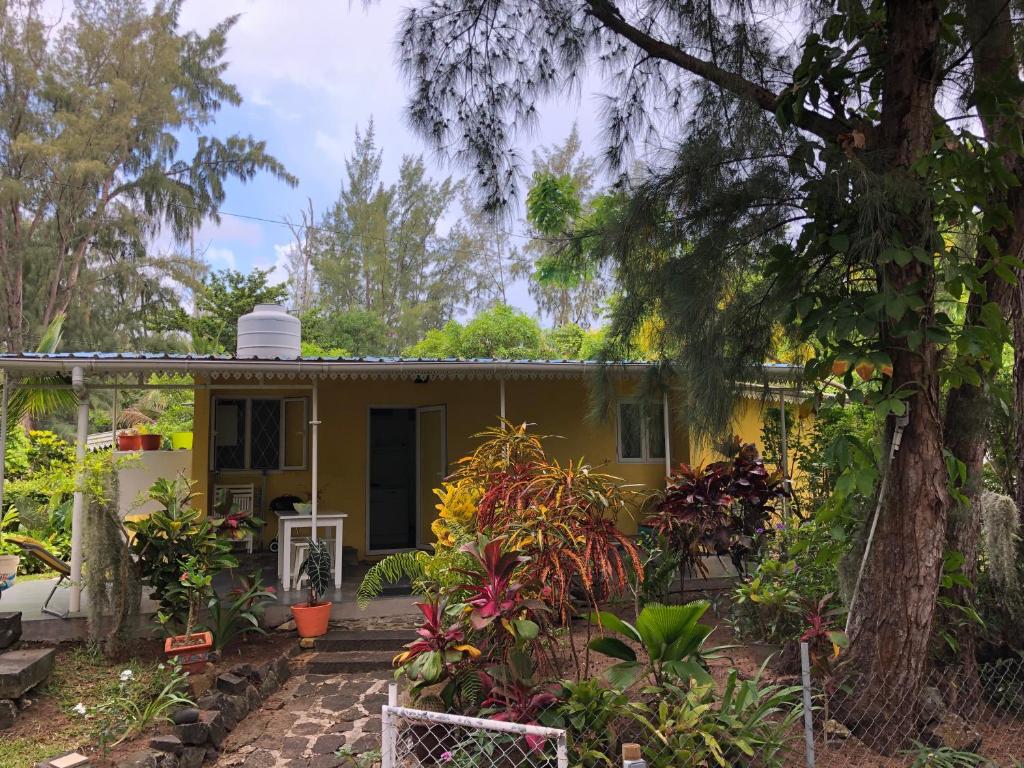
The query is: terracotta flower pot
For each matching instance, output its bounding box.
[117,433,142,451]
[164,630,214,674]
[291,601,331,638]
[139,434,163,450]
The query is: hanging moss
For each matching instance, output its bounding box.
[83,460,141,659]
[980,491,1020,589]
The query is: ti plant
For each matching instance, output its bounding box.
[455,536,541,641]
[479,648,561,752]
[393,598,482,710]
[297,539,333,607]
[589,600,715,690]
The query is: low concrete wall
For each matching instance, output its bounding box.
[117,449,193,517]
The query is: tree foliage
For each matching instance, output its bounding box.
[0,0,295,353]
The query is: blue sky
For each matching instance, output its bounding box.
[165,1,607,319]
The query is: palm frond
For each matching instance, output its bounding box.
[5,314,77,434]
[356,551,427,608]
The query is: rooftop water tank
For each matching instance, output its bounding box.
[236,304,301,359]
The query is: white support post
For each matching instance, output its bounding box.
[499,378,506,420]
[662,389,671,477]
[69,367,89,613]
[0,375,9,519]
[800,641,816,768]
[382,682,399,768]
[779,390,789,515]
[310,378,319,543]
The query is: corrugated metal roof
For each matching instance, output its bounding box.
[0,352,806,384]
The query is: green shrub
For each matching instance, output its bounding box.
[126,476,237,629]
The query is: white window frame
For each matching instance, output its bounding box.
[616,397,666,464]
[210,396,309,472]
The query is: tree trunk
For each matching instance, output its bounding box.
[844,0,948,749]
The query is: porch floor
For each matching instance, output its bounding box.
[2,550,419,641]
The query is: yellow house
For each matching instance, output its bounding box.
[0,351,804,613]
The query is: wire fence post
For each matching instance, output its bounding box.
[381,682,398,768]
[622,743,646,768]
[800,641,816,768]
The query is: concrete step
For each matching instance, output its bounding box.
[307,650,395,675]
[314,631,409,653]
[0,647,55,699]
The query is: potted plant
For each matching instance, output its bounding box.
[0,555,18,596]
[291,540,333,637]
[116,428,142,451]
[161,556,215,673]
[138,424,162,451]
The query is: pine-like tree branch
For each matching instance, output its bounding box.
[583,0,846,141]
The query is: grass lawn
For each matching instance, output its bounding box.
[0,645,161,768]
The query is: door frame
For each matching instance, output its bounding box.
[365,404,447,555]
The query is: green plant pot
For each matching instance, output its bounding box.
[169,432,194,450]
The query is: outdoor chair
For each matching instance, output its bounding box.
[6,535,70,618]
[213,484,259,553]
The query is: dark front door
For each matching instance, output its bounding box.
[368,408,417,551]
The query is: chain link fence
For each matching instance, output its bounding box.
[802,649,1024,767]
[381,687,568,768]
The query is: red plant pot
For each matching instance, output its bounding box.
[117,433,142,451]
[139,434,162,450]
[291,601,331,638]
[164,630,214,674]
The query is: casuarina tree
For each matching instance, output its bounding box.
[386,0,1023,739]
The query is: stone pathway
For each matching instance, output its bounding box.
[212,661,392,768]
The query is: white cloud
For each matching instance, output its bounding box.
[252,242,293,286]
[204,246,237,270]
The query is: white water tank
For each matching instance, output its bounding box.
[236,304,301,359]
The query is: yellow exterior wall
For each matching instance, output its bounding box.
[190,374,800,559]
[191,374,689,557]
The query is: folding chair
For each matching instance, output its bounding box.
[6,536,71,618]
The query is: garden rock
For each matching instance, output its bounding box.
[275,618,296,631]
[0,647,55,698]
[0,697,17,729]
[150,735,184,755]
[173,707,200,725]
[116,750,157,768]
[925,712,983,753]
[273,655,291,683]
[824,719,852,739]
[0,612,22,650]
[243,683,261,711]
[216,672,248,696]
[257,668,278,697]
[918,686,947,724]
[177,709,226,747]
[178,747,205,768]
[36,752,90,768]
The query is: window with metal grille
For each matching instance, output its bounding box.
[211,397,307,471]
[617,398,666,463]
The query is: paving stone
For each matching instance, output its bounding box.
[290,722,322,736]
[335,707,362,722]
[307,755,345,768]
[329,720,355,735]
[349,734,380,753]
[281,736,308,758]
[360,718,381,734]
[320,693,360,712]
[312,734,346,754]
[242,750,276,768]
[0,647,55,699]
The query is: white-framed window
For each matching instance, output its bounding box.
[617,398,666,463]
[211,397,308,471]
